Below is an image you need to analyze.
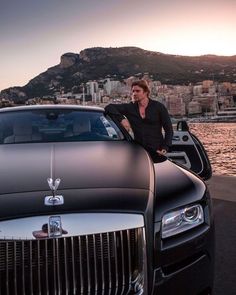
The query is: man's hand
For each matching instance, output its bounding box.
[121,119,132,132]
[157,149,167,156]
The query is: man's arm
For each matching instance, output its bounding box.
[105,103,128,121]
[104,103,132,132]
[160,104,174,151]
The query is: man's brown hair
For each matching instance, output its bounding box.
[131,80,150,95]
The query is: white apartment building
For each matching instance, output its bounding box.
[103,78,120,95]
[86,81,99,97]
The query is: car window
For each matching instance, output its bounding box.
[0,109,125,144]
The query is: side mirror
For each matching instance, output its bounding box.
[177,120,189,132]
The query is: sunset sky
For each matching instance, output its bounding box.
[1,0,236,91]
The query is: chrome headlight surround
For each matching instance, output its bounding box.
[161,204,204,239]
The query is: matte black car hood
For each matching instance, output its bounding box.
[0,141,153,195]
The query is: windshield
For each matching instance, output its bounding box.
[0,109,124,144]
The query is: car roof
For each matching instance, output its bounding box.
[0,104,104,113]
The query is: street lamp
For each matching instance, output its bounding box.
[82,83,85,106]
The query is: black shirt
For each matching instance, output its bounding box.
[105,99,173,152]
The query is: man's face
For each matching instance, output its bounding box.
[132,85,148,102]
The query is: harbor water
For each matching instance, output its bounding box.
[189,123,236,176]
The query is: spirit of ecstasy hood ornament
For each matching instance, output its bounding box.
[47,178,61,195]
[44,178,64,206]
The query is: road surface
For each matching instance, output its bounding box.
[207,175,236,295]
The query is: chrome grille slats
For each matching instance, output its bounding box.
[55,238,61,295]
[0,227,145,294]
[52,239,57,295]
[6,242,9,295]
[92,234,98,294]
[106,232,112,294]
[113,232,119,295]
[85,235,91,294]
[37,240,41,295]
[21,241,26,295]
[13,241,17,295]
[99,233,105,295]
[126,230,132,289]
[29,240,33,295]
[78,236,84,294]
[120,231,126,295]
[44,239,49,295]
[63,238,69,295]
[70,236,77,295]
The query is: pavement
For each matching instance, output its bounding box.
[207,175,236,202]
[206,175,236,295]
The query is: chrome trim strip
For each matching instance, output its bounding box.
[52,239,57,295]
[113,232,118,295]
[86,235,91,294]
[78,236,84,294]
[0,213,144,240]
[107,233,112,294]
[6,242,9,295]
[56,239,61,295]
[37,240,42,295]
[127,229,132,287]
[45,240,49,295]
[120,231,125,295]
[29,240,33,295]
[100,233,105,295]
[93,234,98,294]
[70,237,76,295]
[141,227,148,295]
[63,238,69,295]
[22,241,26,295]
[13,241,17,295]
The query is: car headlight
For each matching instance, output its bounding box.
[162,204,204,239]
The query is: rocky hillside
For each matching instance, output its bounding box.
[1,47,236,101]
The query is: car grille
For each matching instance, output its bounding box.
[0,228,145,295]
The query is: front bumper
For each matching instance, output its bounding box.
[151,222,215,295]
[153,253,213,295]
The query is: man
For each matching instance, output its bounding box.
[105,80,173,156]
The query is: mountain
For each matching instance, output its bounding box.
[1,47,236,101]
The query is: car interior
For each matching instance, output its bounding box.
[4,119,42,143]
[1,111,122,144]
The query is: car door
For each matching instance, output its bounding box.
[166,121,212,180]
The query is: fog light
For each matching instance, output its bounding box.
[162,204,204,238]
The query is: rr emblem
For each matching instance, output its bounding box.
[48,216,62,237]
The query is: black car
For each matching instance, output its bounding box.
[0,105,214,295]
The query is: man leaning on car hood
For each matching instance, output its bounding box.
[105,79,173,156]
